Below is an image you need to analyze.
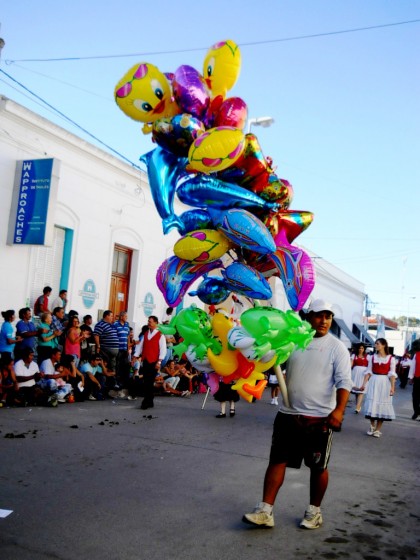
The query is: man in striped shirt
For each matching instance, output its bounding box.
[114,311,131,388]
[93,310,119,375]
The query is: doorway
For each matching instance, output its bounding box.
[109,244,132,317]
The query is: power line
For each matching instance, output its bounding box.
[0,67,142,170]
[5,19,420,63]
[10,63,111,101]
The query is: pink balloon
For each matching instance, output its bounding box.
[207,372,220,394]
[214,97,248,130]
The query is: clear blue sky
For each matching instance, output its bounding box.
[1,1,419,319]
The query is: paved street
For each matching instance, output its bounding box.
[0,386,419,560]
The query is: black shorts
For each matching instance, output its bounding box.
[269,412,333,471]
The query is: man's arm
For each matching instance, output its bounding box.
[327,388,350,431]
[93,333,101,351]
[17,323,38,338]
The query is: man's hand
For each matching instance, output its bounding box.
[327,408,345,432]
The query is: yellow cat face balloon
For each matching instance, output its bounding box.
[115,63,180,131]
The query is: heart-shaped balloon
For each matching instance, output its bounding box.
[213,97,248,130]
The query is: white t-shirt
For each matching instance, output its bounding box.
[51,297,66,310]
[40,359,55,375]
[279,332,353,417]
[14,359,39,388]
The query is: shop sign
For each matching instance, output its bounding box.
[7,158,59,245]
[79,279,99,309]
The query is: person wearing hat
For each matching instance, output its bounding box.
[243,299,352,530]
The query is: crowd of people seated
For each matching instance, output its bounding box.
[0,295,204,408]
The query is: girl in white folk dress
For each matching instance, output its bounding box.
[350,343,369,413]
[360,338,397,438]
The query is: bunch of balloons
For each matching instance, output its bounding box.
[114,39,315,312]
[159,305,314,402]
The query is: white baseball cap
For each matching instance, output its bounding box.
[307,299,335,315]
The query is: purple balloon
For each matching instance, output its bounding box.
[172,65,210,120]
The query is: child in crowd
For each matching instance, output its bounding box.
[267,367,280,405]
[214,377,239,418]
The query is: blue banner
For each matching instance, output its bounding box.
[12,159,54,244]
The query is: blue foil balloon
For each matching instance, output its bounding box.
[156,255,223,307]
[222,262,272,300]
[208,208,276,255]
[177,175,279,213]
[178,209,213,234]
[140,147,188,234]
[152,114,206,157]
[189,276,230,304]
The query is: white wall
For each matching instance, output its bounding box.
[0,96,178,332]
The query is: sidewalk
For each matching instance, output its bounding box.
[0,385,418,559]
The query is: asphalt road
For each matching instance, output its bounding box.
[0,386,419,560]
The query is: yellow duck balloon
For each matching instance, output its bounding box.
[203,40,242,98]
[207,312,240,376]
[114,62,180,133]
[208,311,272,402]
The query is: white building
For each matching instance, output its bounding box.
[0,95,367,346]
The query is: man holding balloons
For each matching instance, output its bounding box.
[242,300,352,530]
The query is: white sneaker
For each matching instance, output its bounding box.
[273,397,278,405]
[366,426,376,436]
[270,398,276,405]
[300,505,323,529]
[243,505,274,528]
[372,430,382,438]
[88,394,96,401]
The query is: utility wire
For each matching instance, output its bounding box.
[5,19,420,63]
[0,67,142,170]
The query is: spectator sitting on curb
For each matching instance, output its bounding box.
[0,356,19,406]
[80,354,104,401]
[161,359,181,391]
[38,348,72,403]
[60,354,86,402]
[176,359,198,393]
[154,373,190,397]
[14,348,48,406]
